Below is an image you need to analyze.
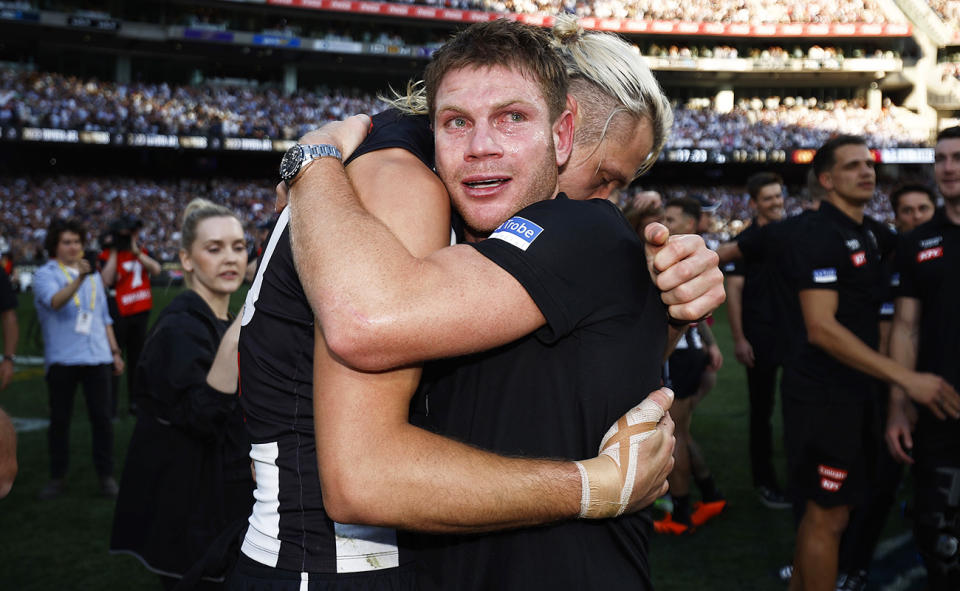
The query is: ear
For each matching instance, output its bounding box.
[818,171,834,192]
[179,249,193,273]
[553,106,575,169]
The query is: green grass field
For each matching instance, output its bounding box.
[0,288,920,590]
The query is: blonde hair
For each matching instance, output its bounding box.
[179,198,242,286]
[381,80,428,116]
[551,15,673,178]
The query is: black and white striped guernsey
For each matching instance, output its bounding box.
[237,109,434,576]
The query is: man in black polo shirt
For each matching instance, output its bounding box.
[725,171,790,509]
[782,135,960,591]
[887,126,960,590]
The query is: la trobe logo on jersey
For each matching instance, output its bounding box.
[490,217,544,252]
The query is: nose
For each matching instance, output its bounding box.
[465,119,502,161]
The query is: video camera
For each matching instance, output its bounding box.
[106,215,144,251]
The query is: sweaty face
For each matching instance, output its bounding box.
[663,205,696,236]
[559,116,654,201]
[894,191,935,232]
[935,138,960,202]
[821,144,876,205]
[752,183,785,224]
[433,65,568,242]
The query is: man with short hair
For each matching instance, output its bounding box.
[889,184,936,233]
[886,126,960,590]
[654,197,725,535]
[725,172,789,509]
[783,135,960,591]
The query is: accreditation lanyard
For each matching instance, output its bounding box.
[57,261,96,311]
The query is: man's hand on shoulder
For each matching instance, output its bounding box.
[577,388,675,518]
[298,114,372,163]
[644,223,725,322]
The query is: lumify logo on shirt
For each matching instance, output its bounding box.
[490,217,544,251]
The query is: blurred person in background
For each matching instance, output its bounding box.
[33,218,124,500]
[111,199,252,590]
[1,262,18,391]
[0,406,15,499]
[244,217,274,283]
[783,136,958,591]
[890,184,937,234]
[0,259,18,500]
[100,214,161,417]
[831,184,936,590]
[654,197,726,535]
[724,172,790,510]
[887,126,960,590]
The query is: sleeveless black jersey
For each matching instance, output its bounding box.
[237,109,433,574]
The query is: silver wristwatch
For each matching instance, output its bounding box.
[279,144,343,188]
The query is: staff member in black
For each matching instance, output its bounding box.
[887,126,960,590]
[782,135,960,591]
[725,172,789,509]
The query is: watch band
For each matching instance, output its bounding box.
[302,144,342,162]
[285,144,343,188]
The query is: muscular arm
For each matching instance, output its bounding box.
[799,289,959,416]
[290,117,722,372]
[725,274,753,367]
[289,130,545,372]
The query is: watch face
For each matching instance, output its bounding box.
[279,145,303,181]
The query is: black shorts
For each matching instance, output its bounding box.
[781,382,880,509]
[228,555,417,591]
[664,349,709,400]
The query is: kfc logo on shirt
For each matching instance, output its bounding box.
[850,251,867,267]
[917,247,943,263]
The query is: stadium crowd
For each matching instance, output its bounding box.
[644,43,900,62]
[494,0,893,23]
[0,71,928,149]
[11,0,900,24]
[0,177,274,265]
[671,96,928,149]
[0,70,388,140]
[927,0,960,32]
[0,172,917,267]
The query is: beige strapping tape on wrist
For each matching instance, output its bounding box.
[575,394,666,519]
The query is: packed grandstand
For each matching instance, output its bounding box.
[0,0,958,265]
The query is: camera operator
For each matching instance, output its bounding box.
[100,215,161,417]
